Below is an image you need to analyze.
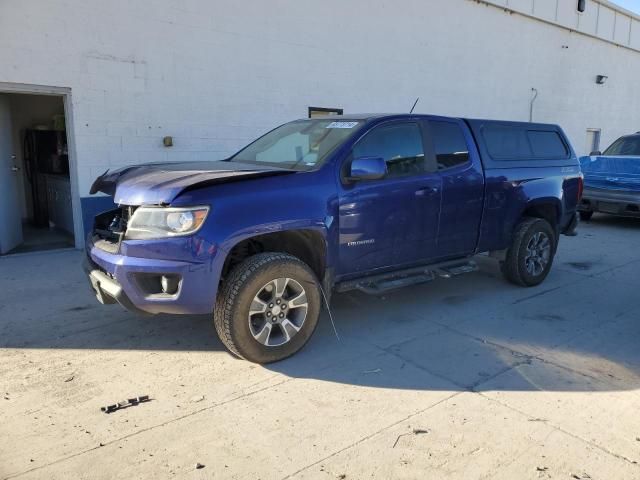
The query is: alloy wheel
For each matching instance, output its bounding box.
[525,231,551,276]
[248,277,309,347]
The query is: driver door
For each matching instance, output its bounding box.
[337,121,442,276]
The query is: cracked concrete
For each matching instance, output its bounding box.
[1,214,640,479]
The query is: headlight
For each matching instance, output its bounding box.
[125,206,209,240]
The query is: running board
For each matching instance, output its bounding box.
[334,259,478,295]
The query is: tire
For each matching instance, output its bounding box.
[579,210,594,221]
[213,252,321,364]
[501,217,556,287]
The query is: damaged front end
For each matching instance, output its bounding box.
[89,160,293,205]
[91,206,137,255]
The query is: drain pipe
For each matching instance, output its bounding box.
[529,88,538,122]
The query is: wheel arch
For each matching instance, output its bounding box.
[520,197,563,246]
[220,227,329,287]
[522,198,562,228]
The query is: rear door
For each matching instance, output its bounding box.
[427,119,484,258]
[337,121,441,275]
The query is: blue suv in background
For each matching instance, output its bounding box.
[85,114,582,363]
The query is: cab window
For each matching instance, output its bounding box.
[352,123,425,178]
[431,121,470,170]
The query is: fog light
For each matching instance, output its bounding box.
[161,275,180,295]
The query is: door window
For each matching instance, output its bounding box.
[431,121,470,170]
[353,123,425,178]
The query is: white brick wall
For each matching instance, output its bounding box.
[1,0,639,197]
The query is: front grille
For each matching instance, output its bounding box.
[93,206,137,253]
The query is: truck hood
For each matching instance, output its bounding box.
[90,160,294,205]
[579,155,640,192]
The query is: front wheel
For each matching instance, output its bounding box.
[501,217,556,287]
[214,253,321,363]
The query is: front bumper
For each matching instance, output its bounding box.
[84,235,223,315]
[84,258,149,315]
[579,187,640,217]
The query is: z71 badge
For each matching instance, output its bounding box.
[347,239,375,247]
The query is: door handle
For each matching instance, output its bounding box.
[11,165,20,172]
[415,186,439,196]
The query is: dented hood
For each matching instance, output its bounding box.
[90,160,294,205]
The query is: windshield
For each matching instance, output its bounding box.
[603,135,640,156]
[229,119,363,171]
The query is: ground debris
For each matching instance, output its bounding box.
[363,368,382,374]
[565,261,593,271]
[195,463,205,470]
[392,428,430,448]
[536,466,548,472]
[64,375,75,382]
[571,474,592,479]
[101,395,150,414]
[190,395,205,403]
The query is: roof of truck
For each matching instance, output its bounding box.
[304,113,398,121]
[303,114,560,129]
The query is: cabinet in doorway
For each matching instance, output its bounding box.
[44,174,73,235]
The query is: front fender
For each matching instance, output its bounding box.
[171,168,339,296]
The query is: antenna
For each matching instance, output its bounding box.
[409,97,420,114]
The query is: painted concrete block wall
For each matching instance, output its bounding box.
[0,0,639,229]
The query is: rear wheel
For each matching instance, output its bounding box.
[501,217,556,287]
[214,252,321,363]
[579,210,594,221]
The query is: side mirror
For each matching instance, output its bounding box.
[348,156,387,181]
[590,150,602,156]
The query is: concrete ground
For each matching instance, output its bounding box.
[1,215,640,480]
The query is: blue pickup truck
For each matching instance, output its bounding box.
[579,132,640,220]
[85,114,582,363]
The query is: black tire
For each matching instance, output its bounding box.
[213,252,321,364]
[579,210,594,221]
[501,217,556,287]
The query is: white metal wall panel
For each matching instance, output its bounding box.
[557,1,580,29]
[578,1,600,34]
[597,5,616,40]
[508,0,535,15]
[482,0,639,49]
[533,0,558,23]
[631,20,640,49]
[614,13,632,45]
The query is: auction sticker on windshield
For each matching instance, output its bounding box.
[326,121,359,129]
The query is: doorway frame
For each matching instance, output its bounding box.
[0,82,83,249]
[586,128,602,155]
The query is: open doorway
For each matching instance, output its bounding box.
[0,91,76,254]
